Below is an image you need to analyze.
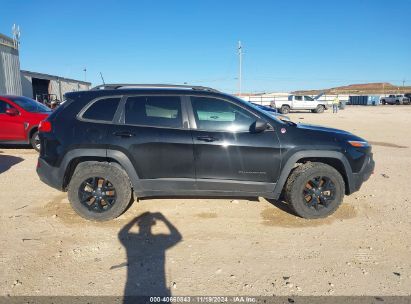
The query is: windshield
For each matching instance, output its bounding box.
[9,96,51,113]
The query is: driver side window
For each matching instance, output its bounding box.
[0,101,11,114]
[191,97,256,132]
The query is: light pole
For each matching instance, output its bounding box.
[83,68,87,82]
[238,41,242,96]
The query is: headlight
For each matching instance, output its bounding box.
[348,140,369,147]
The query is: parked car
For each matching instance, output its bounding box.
[381,94,410,105]
[271,95,328,114]
[0,95,52,151]
[36,84,374,221]
[251,103,291,122]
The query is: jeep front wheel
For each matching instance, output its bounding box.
[68,163,132,221]
[285,162,345,219]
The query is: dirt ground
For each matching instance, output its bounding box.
[1,105,410,297]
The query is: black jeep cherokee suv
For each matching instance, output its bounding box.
[37,84,374,221]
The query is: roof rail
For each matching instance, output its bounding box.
[91,83,220,93]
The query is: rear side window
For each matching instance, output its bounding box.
[82,97,121,121]
[9,96,51,113]
[124,96,182,128]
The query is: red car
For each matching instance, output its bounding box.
[0,95,51,151]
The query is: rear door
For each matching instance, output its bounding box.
[188,95,281,193]
[0,99,26,141]
[108,95,195,191]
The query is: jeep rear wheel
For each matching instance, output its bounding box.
[280,105,290,114]
[68,163,132,221]
[285,162,345,219]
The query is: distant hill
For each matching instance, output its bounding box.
[293,83,411,95]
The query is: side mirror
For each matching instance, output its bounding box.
[5,108,19,116]
[250,119,268,133]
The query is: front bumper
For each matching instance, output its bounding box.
[351,153,375,193]
[36,158,64,191]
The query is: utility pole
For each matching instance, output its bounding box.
[238,41,242,96]
[403,79,405,92]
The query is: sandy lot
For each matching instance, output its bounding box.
[0,105,410,296]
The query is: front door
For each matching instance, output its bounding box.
[108,95,195,191]
[292,95,304,109]
[188,96,281,193]
[304,95,317,109]
[0,100,25,141]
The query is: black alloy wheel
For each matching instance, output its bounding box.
[78,177,117,213]
[302,176,336,210]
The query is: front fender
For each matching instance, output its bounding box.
[272,150,354,199]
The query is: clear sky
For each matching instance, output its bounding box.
[1,0,410,93]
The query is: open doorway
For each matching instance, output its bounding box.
[31,78,50,101]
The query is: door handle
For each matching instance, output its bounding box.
[196,135,219,142]
[113,131,135,138]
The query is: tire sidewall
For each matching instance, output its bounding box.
[281,105,290,114]
[289,165,344,219]
[68,164,132,221]
[316,105,324,113]
[30,131,40,152]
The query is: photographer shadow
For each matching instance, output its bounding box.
[118,212,182,300]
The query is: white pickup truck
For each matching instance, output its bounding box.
[271,95,329,114]
[380,94,410,105]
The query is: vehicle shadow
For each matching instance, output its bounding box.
[0,144,32,150]
[0,154,24,174]
[118,212,182,301]
[266,198,298,216]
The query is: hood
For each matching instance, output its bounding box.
[293,123,367,144]
[296,123,353,136]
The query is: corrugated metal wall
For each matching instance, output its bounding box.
[0,43,22,95]
[21,71,91,99]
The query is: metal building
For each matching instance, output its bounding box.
[0,33,22,95]
[21,70,91,101]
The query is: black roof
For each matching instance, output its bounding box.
[66,84,233,100]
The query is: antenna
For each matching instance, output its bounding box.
[99,72,105,85]
[238,41,243,96]
[12,24,21,50]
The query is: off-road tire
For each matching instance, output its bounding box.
[284,162,345,219]
[68,162,132,221]
[30,131,40,152]
[381,100,386,105]
[280,105,290,114]
[314,105,325,113]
